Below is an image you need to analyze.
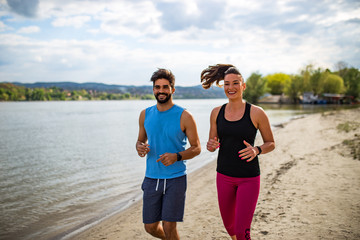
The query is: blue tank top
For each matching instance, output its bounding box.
[144,104,187,179]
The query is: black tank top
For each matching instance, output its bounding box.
[216,102,260,178]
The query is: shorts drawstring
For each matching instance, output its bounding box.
[155,179,166,195]
[155,179,159,191]
[163,179,166,195]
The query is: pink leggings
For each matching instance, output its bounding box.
[216,172,260,240]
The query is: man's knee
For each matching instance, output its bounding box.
[162,221,178,236]
[144,222,160,235]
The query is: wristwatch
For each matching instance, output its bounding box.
[176,152,182,161]
[256,146,262,156]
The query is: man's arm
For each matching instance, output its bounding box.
[179,110,201,160]
[136,109,150,157]
[157,110,201,166]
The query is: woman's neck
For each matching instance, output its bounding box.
[227,98,246,110]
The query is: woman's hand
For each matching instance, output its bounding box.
[207,137,220,152]
[238,140,258,162]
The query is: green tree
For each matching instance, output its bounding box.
[243,72,267,103]
[108,93,117,100]
[60,92,66,100]
[321,71,345,94]
[337,66,360,99]
[123,93,131,99]
[99,92,108,100]
[264,73,291,95]
[71,90,80,100]
[25,88,32,100]
[0,88,9,101]
[285,75,304,103]
[31,88,46,101]
[141,94,155,100]
[300,64,316,92]
[49,87,67,100]
[309,68,324,95]
[0,83,26,101]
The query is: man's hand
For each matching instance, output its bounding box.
[136,141,150,157]
[157,153,177,166]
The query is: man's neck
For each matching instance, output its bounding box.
[156,99,174,112]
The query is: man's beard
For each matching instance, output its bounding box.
[155,93,172,104]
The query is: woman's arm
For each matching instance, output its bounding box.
[239,105,275,161]
[207,106,221,152]
[251,105,275,154]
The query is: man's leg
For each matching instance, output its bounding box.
[142,177,164,237]
[162,221,179,240]
[144,222,166,239]
[162,176,187,239]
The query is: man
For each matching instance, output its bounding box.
[136,68,201,240]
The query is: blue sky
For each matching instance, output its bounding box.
[0,0,359,86]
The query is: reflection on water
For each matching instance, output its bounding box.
[0,100,357,239]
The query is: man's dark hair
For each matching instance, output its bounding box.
[150,68,175,89]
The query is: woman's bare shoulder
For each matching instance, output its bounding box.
[250,104,266,115]
[208,105,222,120]
[212,105,222,114]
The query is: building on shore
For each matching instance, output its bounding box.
[301,92,354,104]
[258,92,356,104]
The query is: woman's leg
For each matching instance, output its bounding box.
[234,176,260,240]
[216,172,237,237]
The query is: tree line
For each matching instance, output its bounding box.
[0,85,155,101]
[1,62,359,103]
[244,63,360,104]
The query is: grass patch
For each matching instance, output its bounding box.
[342,134,360,160]
[337,121,360,133]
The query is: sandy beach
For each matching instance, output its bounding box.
[71,107,360,240]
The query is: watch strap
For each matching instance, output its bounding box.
[176,152,182,161]
[256,146,262,156]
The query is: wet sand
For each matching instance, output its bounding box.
[71,107,360,239]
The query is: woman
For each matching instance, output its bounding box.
[201,64,275,240]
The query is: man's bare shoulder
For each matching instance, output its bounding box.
[181,109,194,121]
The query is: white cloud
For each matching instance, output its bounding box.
[17,25,40,33]
[96,1,162,37]
[0,21,7,32]
[0,0,359,86]
[52,15,91,28]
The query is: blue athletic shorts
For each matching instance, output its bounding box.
[141,175,187,224]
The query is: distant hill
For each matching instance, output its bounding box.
[10,82,226,99]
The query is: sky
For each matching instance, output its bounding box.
[0,0,359,86]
